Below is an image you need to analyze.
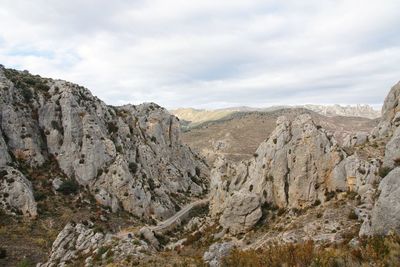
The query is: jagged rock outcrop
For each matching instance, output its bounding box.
[343,132,369,147]
[0,166,37,217]
[210,115,346,218]
[371,82,400,168]
[39,222,155,267]
[203,242,235,267]
[360,82,400,236]
[0,67,208,220]
[331,155,380,202]
[362,168,400,236]
[39,223,108,267]
[209,114,385,234]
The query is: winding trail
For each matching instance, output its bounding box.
[150,199,209,234]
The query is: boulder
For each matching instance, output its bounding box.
[219,191,262,234]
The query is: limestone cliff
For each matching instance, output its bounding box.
[0,66,208,220]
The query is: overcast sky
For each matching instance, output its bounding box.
[0,0,399,109]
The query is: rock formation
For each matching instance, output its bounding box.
[0,166,37,217]
[39,222,155,267]
[209,113,384,234]
[0,67,208,220]
[368,168,400,235]
[361,82,400,236]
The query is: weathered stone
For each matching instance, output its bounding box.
[0,167,37,217]
[367,168,400,235]
[0,66,209,220]
[203,242,235,267]
[52,177,63,191]
[219,191,262,234]
[210,114,346,222]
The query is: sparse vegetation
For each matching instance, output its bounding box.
[222,234,400,267]
[348,210,358,220]
[0,247,6,259]
[379,166,392,178]
[57,179,79,195]
[129,162,138,174]
[107,122,118,134]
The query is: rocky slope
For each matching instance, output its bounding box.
[171,104,380,128]
[208,114,382,234]
[180,109,378,164]
[207,82,400,241]
[0,66,208,221]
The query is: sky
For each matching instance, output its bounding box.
[0,0,399,110]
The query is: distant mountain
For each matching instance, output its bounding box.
[171,104,380,128]
[302,104,380,119]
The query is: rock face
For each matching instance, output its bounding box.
[331,156,380,202]
[0,166,37,217]
[219,192,262,234]
[210,115,346,219]
[203,242,235,267]
[0,67,208,220]
[343,132,369,147]
[39,223,108,267]
[209,114,384,234]
[366,168,400,235]
[39,223,155,267]
[371,82,400,168]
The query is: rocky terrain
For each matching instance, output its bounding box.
[179,109,378,163]
[0,66,399,267]
[0,66,208,266]
[171,104,380,128]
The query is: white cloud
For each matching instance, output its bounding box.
[0,0,399,109]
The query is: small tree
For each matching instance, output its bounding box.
[57,180,79,195]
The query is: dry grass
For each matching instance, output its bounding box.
[222,234,400,267]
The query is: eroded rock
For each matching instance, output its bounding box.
[0,167,37,217]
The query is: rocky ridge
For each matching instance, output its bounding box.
[0,66,208,221]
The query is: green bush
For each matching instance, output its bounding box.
[57,180,79,195]
[16,258,32,267]
[129,162,138,174]
[107,122,118,134]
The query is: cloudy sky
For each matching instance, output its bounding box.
[0,0,399,109]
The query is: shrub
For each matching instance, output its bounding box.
[0,170,7,178]
[379,166,392,178]
[57,180,79,195]
[313,199,321,206]
[129,162,138,174]
[0,247,6,259]
[21,88,33,101]
[51,120,61,131]
[16,258,32,267]
[107,122,118,134]
[34,191,47,201]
